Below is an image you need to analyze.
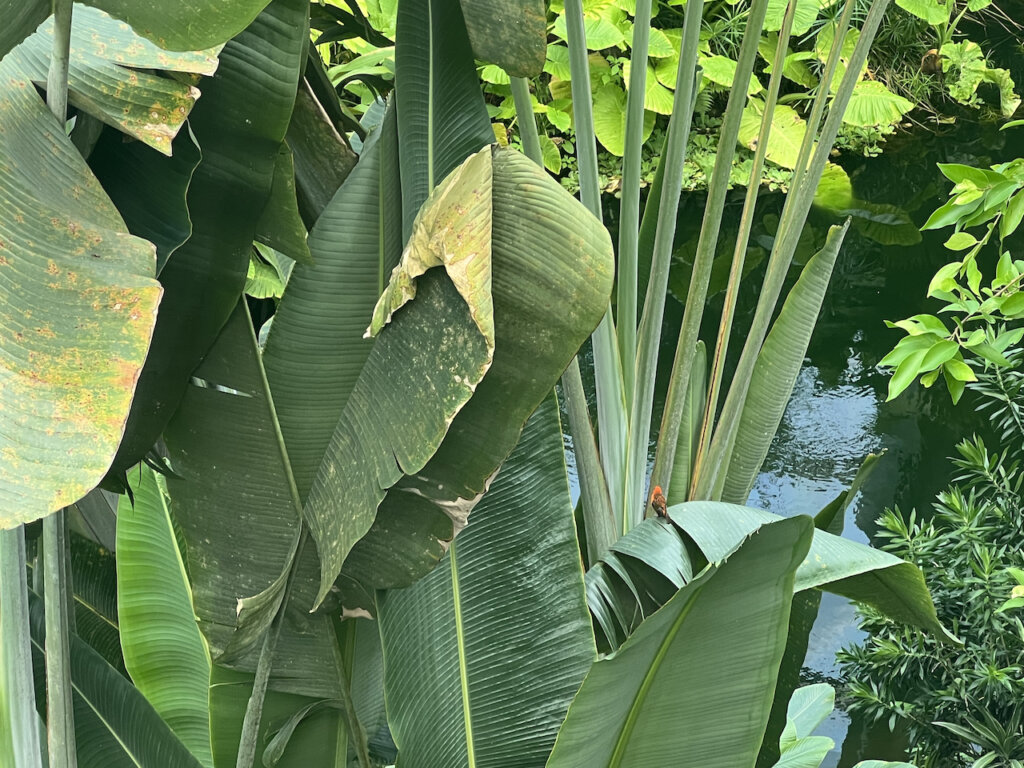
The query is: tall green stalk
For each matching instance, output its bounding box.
[511,76,617,560]
[624,0,753,530]
[236,531,308,768]
[616,0,654,404]
[42,2,78,765]
[654,0,797,501]
[694,0,891,499]
[1,528,44,768]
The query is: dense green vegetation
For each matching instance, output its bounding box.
[0,0,1020,767]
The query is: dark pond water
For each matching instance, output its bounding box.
[566,116,1021,764]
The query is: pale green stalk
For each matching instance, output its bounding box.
[694,0,891,499]
[511,75,616,560]
[510,78,542,167]
[660,0,796,501]
[43,3,78,764]
[236,531,307,768]
[563,0,629,534]
[330,618,370,768]
[43,510,76,768]
[616,0,654,404]
[622,0,705,532]
[1,528,44,768]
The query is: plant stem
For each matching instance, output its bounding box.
[616,0,654,405]
[43,510,77,768]
[674,0,797,500]
[563,0,629,534]
[46,0,73,124]
[1,527,44,768]
[695,0,892,499]
[330,618,371,768]
[236,530,308,768]
[510,78,542,167]
[510,77,617,560]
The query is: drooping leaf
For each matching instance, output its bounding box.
[285,80,358,225]
[9,6,219,154]
[0,55,161,526]
[304,147,613,606]
[720,221,849,505]
[108,0,308,480]
[378,395,596,766]
[117,466,214,767]
[547,516,813,768]
[895,0,950,24]
[459,0,546,77]
[764,0,820,35]
[593,83,655,157]
[670,502,956,641]
[28,592,206,767]
[82,0,274,51]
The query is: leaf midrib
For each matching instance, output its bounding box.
[606,579,708,767]
[450,540,477,767]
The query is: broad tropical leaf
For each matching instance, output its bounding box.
[842,81,914,128]
[28,593,205,767]
[303,145,614,606]
[0,55,161,525]
[9,6,219,154]
[547,516,813,767]
[117,466,214,767]
[82,0,274,50]
[459,0,546,77]
[378,395,596,767]
[739,102,808,170]
[671,502,956,641]
[394,0,494,236]
[720,221,849,505]
[0,0,48,59]
[108,0,308,480]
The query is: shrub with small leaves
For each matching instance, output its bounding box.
[839,375,1024,767]
[881,150,1024,404]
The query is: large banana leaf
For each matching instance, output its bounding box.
[82,0,273,51]
[585,500,951,650]
[547,516,814,767]
[378,395,596,767]
[671,502,956,641]
[720,221,850,504]
[108,0,307,480]
[9,6,219,154]
[27,592,206,767]
[0,0,48,59]
[394,0,494,236]
[117,466,213,767]
[0,54,161,525]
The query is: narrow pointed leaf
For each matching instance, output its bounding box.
[720,221,850,505]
